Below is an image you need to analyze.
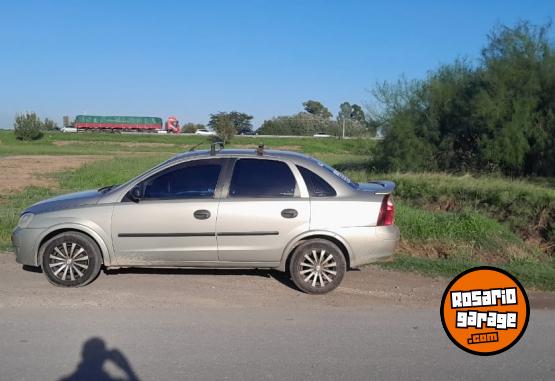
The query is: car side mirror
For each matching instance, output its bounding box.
[128,185,143,203]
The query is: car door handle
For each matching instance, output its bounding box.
[281,209,298,219]
[193,209,211,220]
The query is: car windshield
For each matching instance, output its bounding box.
[315,160,356,187]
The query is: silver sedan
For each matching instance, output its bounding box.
[12,147,399,294]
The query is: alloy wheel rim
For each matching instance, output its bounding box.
[299,249,337,288]
[48,242,89,281]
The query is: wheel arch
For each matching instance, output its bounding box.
[36,224,112,267]
[278,231,352,272]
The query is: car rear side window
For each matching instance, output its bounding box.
[297,166,337,197]
[143,161,221,199]
[229,159,296,198]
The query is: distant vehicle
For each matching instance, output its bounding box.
[164,116,180,134]
[12,147,399,294]
[195,128,216,136]
[67,115,164,133]
[313,132,332,138]
[238,129,255,136]
[60,127,77,133]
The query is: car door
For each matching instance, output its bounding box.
[111,158,225,265]
[216,158,310,263]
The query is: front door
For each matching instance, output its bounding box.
[216,158,310,263]
[111,159,224,265]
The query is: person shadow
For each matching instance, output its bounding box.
[59,337,140,381]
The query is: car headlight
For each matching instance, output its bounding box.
[17,213,34,228]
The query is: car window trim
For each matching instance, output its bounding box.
[122,158,230,202]
[296,165,337,198]
[220,157,301,199]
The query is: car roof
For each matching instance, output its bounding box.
[170,149,317,165]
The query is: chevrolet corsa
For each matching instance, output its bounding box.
[12,147,399,294]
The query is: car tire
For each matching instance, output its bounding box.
[41,232,102,287]
[289,239,346,294]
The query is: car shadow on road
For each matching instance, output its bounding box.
[58,337,140,381]
[103,267,298,290]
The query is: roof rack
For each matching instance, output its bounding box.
[210,142,224,155]
[256,144,264,156]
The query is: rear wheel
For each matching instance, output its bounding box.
[289,239,346,294]
[41,232,102,287]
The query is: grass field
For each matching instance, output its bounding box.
[1,130,554,290]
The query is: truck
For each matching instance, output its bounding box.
[63,115,177,133]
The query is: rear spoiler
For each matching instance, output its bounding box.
[356,181,396,195]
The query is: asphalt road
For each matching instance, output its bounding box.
[0,253,553,381]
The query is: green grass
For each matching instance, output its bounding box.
[57,154,171,190]
[0,130,377,157]
[395,202,524,249]
[381,255,555,291]
[343,170,555,254]
[0,187,59,249]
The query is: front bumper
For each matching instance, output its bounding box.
[11,227,43,267]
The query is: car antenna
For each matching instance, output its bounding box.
[188,142,203,152]
[256,144,264,156]
[210,141,224,155]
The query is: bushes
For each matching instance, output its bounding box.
[373,21,555,176]
[13,113,59,141]
[389,173,555,254]
[13,113,44,141]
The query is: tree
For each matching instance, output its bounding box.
[13,112,44,141]
[181,122,205,133]
[208,111,253,136]
[372,20,555,176]
[42,118,58,131]
[336,102,372,138]
[227,111,253,132]
[350,104,366,124]
[337,102,353,139]
[208,113,236,143]
[258,113,338,136]
[303,100,332,119]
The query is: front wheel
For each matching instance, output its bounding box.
[289,239,346,294]
[41,232,102,287]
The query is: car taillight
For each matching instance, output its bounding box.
[377,194,395,226]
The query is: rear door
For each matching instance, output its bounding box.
[216,158,310,263]
[111,158,226,265]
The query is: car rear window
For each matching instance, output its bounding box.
[229,159,296,198]
[297,166,336,197]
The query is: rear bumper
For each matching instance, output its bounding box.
[342,225,400,268]
[11,227,42,266]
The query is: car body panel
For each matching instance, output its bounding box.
[25,190,103,214]
[111,199,220,264]
[216,198,310,262]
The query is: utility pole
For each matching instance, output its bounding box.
[342,117,345,140]
[339,102,352,140]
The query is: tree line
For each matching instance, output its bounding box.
[257,100,377,137]
[372,21,555,176]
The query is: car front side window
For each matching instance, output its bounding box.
[140,160,222,200]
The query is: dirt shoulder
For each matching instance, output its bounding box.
[0,155,105,193]
[0,252,552,310]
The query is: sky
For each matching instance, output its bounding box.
[1,0,554,129]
